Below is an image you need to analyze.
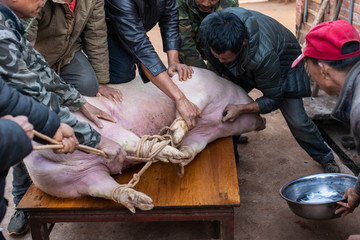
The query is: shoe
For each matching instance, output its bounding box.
[322,159,340,173]
[238,134,249,144]
[7,210,29,236]
[341,135,356,150]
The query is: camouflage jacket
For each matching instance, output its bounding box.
[0,3,101,147]
[177,0,238,68]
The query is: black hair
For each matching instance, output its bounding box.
[308,41,360,71]
[202,12,246,55]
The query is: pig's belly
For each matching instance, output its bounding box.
[82,78,177,137]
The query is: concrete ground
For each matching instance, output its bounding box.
[2,1,360,239]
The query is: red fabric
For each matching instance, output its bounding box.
[292,20,360,68]
[68,0,76,12]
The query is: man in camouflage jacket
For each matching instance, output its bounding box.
[177,0,238,68]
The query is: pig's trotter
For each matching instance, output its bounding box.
[255,117,266,131]
[157,145,185,162]
[179,146,196,166]
[112,186,154,213]
[170,118,188,145]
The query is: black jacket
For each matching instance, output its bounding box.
[105,0,180,77]
[200,7,311,114]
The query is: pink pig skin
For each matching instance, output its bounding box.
[24,67,265,208]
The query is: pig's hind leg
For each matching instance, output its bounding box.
[75,168,153,213]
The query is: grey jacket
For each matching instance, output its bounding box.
[332,61,360,195]
[200,7,311,114]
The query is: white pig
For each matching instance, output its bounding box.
[25,67,266,213]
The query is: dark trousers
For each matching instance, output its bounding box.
[60,51,99,97]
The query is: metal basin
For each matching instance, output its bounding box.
[280,173,357,220]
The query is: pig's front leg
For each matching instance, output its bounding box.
[168,117,188,145]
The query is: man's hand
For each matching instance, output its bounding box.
[1,115,34,139]
[222,104,243,123]
[52,123,79,153]
[97,136,127,168]
[97,84,123,103]
[80,102,116,129]
[175,96,202,130]
[335,187,360,217]
[167,63,194,81]
[222,102,260,123]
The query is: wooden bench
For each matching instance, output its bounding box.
[18,137,240,240]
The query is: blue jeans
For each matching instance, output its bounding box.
[11,161,31,206]
[280,98,334,164]
[60,50,99,97]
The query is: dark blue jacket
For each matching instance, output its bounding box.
[200,7,311,114]
[0,77,60,167]
[0,77,60,223]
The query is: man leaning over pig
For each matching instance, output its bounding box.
[199,7,340,173]
[0,0,126,235]
[105,0,202,130]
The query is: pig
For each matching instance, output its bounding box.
[25,67,266,213]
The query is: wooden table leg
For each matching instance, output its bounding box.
[219,213,235,240]
[29,219,51,240]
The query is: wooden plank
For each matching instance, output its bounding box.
[18,137,240,211]
[303,95,338,120]
[314,119,360,175]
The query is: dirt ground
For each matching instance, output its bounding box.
[2,1,360,240]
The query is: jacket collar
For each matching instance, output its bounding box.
[332,61,360,124]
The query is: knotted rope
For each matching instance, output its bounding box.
[32,118,195,202]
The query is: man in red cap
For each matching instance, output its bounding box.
[292,20,360,240]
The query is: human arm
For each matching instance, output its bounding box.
[167,50,194,81]
[140,63,201,130]
[222,102,260,122]
[0,75,79,153]
[0,118,33,170]
[105,0,167,79]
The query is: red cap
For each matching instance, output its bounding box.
[292,20,360,68]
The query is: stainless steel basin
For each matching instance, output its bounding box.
[280,173,357,220]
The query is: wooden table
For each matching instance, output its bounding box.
[18,137,240,240]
